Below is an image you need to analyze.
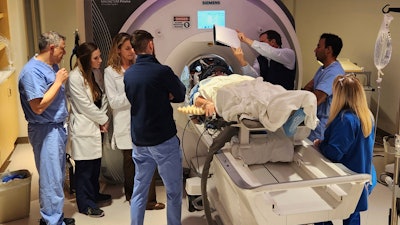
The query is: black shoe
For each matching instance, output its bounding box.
[85,207,105,218]
[39,217,75,225]
[96,193,112,204]
[63,218,75,225]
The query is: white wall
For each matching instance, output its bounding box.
[38,0,78,70]
[8,0,29,137]
[283,0,400,134]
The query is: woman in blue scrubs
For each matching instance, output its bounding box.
[314,74,377,225]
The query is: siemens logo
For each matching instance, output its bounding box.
[202,1,221,5]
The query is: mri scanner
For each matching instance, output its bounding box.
[118,0,302,89]
[83,0,372,224]
[87,0,304,170]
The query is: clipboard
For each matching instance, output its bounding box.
[213,25,241,48]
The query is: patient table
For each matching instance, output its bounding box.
[189,120,371,225]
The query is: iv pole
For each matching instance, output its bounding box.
[381,5,400,225]
[395,99,400,225]
[382,4,400,14]
[389,99,400,225]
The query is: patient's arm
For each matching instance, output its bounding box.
[195,96,216,117]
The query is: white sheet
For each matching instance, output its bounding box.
[197,75,318,132]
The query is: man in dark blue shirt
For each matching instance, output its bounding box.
[124,29,186,225]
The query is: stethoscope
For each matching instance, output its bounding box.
[69,30,80,70]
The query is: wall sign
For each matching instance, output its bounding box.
[173,16,191,28]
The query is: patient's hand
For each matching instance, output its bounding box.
[195,96,216,117]
[203,101,216,117]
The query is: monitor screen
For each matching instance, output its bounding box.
[197,10,225,29]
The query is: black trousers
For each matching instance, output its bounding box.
[122,150,157,203]
[75,158,101,213]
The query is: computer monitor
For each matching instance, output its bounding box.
[197,10,225,29]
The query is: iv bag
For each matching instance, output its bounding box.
[374,13,393,77]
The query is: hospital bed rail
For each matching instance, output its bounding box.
[209,145,371,225]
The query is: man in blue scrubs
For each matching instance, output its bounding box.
[18,31,74,225]
[303,33,345,141]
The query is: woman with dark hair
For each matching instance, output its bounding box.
[67,42,110,217]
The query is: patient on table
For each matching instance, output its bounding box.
[184,74,318,136]
[179,72,319,164]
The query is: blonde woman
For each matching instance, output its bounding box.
[104,32,164,210]
[313,74,377,225]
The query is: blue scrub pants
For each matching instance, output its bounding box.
[130,136,183,225]
[28,123,67,225]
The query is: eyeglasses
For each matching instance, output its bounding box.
[338,73,356,86]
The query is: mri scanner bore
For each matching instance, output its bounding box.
[180,55,233,91]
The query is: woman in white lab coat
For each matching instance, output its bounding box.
[67,42,110,217]
[104,32,164,209]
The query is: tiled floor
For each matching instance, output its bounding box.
[0,143,397,225]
